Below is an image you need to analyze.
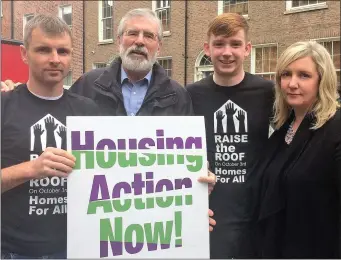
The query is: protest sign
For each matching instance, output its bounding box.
[67,116,209,258]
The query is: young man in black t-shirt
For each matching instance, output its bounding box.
[186,13,274,259]
[1,14,99,258]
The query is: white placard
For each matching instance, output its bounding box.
[66,116,209,258]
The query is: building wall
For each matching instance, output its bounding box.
[248,1,340,71]
[84,1,150,73]
[186,1,218,84]
[1,1,12,39]
[85,1,189,85]
[2,1,84,83]
[85,1,339,86]
[187,0,340,83]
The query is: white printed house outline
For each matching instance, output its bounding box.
[30,114,65,151]
[214,100,248,133]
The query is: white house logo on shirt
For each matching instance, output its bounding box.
[214,100,248,134]
[28,114,68,216]
[213,100,248,184]
[30,114,66,159]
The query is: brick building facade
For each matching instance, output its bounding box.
[85,0,340,86]
[2,1,340,86]
[1,0,84,87]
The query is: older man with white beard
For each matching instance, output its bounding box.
[70,8,216,232]
[70,8,193,116]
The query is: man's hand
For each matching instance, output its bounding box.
[1,80,21,92]
[198,162,216,195]
[209,209,216,232]
[30,147,76,179]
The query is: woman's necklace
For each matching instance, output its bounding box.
[285,121,295,145]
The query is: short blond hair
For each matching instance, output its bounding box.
[273,41,339,130]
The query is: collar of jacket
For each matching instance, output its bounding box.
[93,57,176,101]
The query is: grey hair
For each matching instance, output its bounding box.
[24,14,72,48]
[117,8,163,41]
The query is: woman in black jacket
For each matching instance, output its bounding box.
[250,41,341,258]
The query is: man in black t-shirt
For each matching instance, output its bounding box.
[1,14,99,258]
[186,13,274,259]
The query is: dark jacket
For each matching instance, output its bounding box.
[70,58,193,116]
[248,110,341,258]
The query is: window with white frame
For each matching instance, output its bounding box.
[153,0,171,32]
[98,0,113,42]
[218,0,248,16]
[251,45,278,81]
[92,62,107,69]
[316,38,340,84]
[59,5,72,27]
[1,1,3,17]
[63,71,72,89]
[195,51,214,82]
[157,58,172,77]
[291,0,325,8]
[23,14,34,35]
[285,0,327,13]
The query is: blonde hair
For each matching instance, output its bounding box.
[273,41,339,130]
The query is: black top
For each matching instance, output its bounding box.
[186,73,274,258]
[1,85,99,256]
[70,57,194,116]
[250,111,341,258]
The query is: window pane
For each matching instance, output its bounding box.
[333,41,340,69]
[264,47,271,72]
[203,71,213,78]
[235,3,243,14]
[200,55,212,66]
[261,74,270,81]
[63,13,72,26]
[259,74,275,81]
[334,54,341,70]
[157,8,170,31]
[103,18,112,40]
[27,15,34,22]
[94,63,107,69]
[102,1,112,18]
[270,46,277,72]
[292,0,300,7]
[158,59,172,77]
[255,48,262,73]
[337,70,340,86]
[229,5,236,13]
[168,59,172,77]
[323,41,333,54]
[299,0,309,6]
[64,71,72,86]
[63,5,71,14]
[243,2,248,14]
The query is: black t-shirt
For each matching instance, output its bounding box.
[186,73,274,259]
[1,85,99,256]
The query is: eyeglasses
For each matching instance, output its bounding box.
[123,30,158,43]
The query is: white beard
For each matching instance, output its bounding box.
[119,45,157,72]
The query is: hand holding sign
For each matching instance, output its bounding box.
[30,147,75,179]
[198,161,216,195]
